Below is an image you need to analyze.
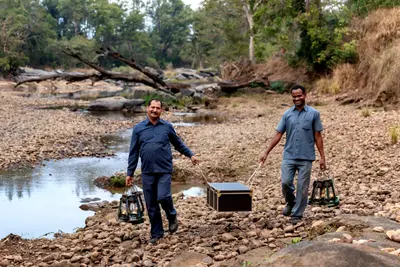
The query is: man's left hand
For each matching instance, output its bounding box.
[320,158,326,171]
[191,156,199,165]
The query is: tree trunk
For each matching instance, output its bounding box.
[249,31,255,64]
[241,1,255,64]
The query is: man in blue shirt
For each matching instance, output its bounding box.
[125,99,198,244]
[260,85,326,225]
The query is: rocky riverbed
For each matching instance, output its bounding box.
[0,90,130,170]
[1,88,400,266]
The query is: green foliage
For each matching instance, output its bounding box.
[48,36,99,69]
[291,237,302,244]
[148,0,193,68]
[181,0,248,68]
[2,0,400,76]
[109,173,126,188]
[297,1,357,72]
[242,261,252,267]
[269,81,286,93]
[0,0,56,73]
[348,0,400,16]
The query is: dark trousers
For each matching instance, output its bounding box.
[141,173,176,238]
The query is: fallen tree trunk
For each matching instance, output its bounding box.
[218,78,270,93]
[15,72,101,86]
[14,48,176,97]
[98,47,168,88]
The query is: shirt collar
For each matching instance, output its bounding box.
[145,117,164,125]
[292,104,308,112]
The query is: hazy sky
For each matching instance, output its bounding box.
[183,0,203,9]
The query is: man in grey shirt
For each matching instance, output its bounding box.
[260,85,326,225]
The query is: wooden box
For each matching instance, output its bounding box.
[207,182,252,212]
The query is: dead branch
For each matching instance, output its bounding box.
[218,77,270,93]
[14,73,103,87]
[15,48,175,96]
[98,47,168,88]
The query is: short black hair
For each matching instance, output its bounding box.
[291,85,306,94]
[147,99,163,107]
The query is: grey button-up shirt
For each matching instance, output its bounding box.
[127,118,194,176]
[276,105,323,161]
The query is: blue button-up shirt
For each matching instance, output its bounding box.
[276,105,323,161]
[127,118,194,176]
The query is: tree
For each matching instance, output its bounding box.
[88,0,125,47]
[185,0,248,68]
[57,0,90,37]
[148,0,193,67]
[0,0,56,73]
[240,0,263,63]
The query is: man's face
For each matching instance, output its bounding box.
[292,89,306,107]
[147,100,162,120]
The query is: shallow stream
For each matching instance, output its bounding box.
[0,112,217,238]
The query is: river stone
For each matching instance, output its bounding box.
[221,233,235,242]
[87,97,144,111]
[167,251,209,267]
[262,241,400,267]
[179,88,195,97]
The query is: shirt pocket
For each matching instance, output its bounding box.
[301,119,314,143]
[301,119,312,130]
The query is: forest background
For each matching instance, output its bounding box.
[1,0,399,77]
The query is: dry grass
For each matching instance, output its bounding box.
[359,8,400,57]
[360,108,371,117]
[315,78,340,95]
[332,64,358,93]
[389,125,399,144]
[323,7,400,107]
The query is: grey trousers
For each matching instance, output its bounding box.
[281,159,313,218]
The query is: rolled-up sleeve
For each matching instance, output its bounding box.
[168,125,194,158]
[276,114,286,133]
[127,128,139,176]
[313,111,323,132]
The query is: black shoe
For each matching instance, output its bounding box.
[169,216,178,233]
[290,216,302,225]
[283,203,295,216]
[149,236,162,245]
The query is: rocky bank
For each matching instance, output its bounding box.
[1,88,400,266]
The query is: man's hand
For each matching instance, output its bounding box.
[125,176,133,186]
[191,156,199,165]
[320,158,326,171]
[259,152,268,165]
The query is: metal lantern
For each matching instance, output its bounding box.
[118,186,145,224]
[309,176,339,207]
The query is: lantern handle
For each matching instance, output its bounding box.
[317,170,333,180]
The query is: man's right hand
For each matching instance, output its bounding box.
[125,176,133,186]
[259,152,268,165]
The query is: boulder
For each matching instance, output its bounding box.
[144,66,165,79]
[174,68,204,80]
[87,97,144,111]
[262,241,400,267]
[179,88,195,97]
[194,83,220,93]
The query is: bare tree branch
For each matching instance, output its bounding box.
[98,47,168,88]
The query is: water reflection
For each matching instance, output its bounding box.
[0,129,133,239]
[0,125,205,239]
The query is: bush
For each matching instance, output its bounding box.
[109,173,126,188]
[297,2,357,72]
[270,81,287,93]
